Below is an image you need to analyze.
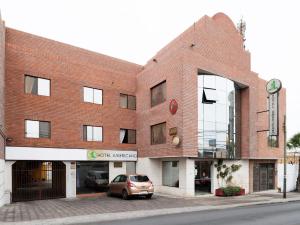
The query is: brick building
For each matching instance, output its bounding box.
[0,12,286,205]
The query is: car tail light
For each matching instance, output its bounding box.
[127,180,136,187]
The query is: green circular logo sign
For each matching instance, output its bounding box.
[266,79,282,94]
[88,151,97,159]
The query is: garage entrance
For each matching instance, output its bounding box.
[76,161,109,194]
[12,161,66,202]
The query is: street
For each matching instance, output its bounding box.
[83,201,300,225]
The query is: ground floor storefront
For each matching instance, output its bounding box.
[3,147,137,203]
[136,157,279,197]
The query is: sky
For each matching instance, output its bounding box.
[1,0,299,138]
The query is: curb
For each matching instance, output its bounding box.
[3,198,300,225]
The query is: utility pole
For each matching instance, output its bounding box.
[283,115,287,198]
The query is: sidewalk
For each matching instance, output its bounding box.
[1,191,300,225]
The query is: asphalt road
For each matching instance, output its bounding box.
[82,201,300,225]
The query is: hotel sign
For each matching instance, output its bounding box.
[87,150,137,161]
[266,79,281,136]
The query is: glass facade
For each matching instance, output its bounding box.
[198,74,240,159]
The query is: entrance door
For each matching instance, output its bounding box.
[12,161,66,202]
[253,163,275,192]
[194,161,211,193]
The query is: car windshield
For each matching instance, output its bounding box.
[130,175,149,182]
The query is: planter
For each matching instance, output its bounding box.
[215,187,245,197]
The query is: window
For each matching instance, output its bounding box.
[198,74,240,159]
[25,120,50,138]
[120,94,136,110]
[120,129,136,144]
[151,122,166,145]
[162,161,179,187]
[114,162,123,168]
[151,81,166,107]
[83,87,103,104]
[267,131,279,148]
[83,125,103,142]
[25,75,50,96]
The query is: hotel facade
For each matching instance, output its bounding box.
[0,12,286,205]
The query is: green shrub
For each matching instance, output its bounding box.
[222,186,241,196]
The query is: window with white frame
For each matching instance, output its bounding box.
[83,125,103,141]
[25,120,51,138]
[83,87,103,104]
[25,75,50,96]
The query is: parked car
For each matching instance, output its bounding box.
[84,170,109,189]
[107,174,154,199]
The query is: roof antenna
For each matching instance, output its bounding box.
[237,17,246,49]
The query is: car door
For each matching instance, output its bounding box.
[110,175,121,194]
[115,175,127,194]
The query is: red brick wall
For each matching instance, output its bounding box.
[0,17,5,159]
[5,28,143,151]
[4,12,286,160]
[136,12,285,159]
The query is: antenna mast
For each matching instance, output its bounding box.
[237,18,246,49]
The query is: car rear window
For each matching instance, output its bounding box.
[130,175,149,182]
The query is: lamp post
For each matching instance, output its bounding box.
[283,115,287,198]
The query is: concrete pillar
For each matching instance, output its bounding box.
[4,161,15,204]
[64,161,76,198]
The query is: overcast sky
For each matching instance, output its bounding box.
[1,0,299,138]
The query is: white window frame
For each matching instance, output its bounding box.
[83,87,103,105]
[84,125,103,142]
[25,120,50,138]
[25,75,50,96]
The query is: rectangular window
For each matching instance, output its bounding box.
[151,81,166,107]
[25,75,50,96]
[83,125,103,142]
[267,131,279,148]
[83,87,103,104]
[114,162,123,168]
[120,129,136,144]
[119,94,136,110]
[162,161,179,187]
[25,120,51,138]
[151,122,166,145]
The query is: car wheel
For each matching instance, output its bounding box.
[122,190,129,200]
[146,194,153,199]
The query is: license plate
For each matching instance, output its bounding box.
[139,191,148,195]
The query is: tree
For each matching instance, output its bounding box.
[287,132,300,191]
[287,132,300,149]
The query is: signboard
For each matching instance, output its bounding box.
[87,150,137,161]
[269,93,278,136]
[169,99,178,115]
[169,127,177,136]
[266,79,282,94]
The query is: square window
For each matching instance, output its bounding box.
[83,125,103,142]
[25,120,50,138]
[120,129,136,144]
[151,81,166,107]
[25,75,50,96]
[151,122,166,145]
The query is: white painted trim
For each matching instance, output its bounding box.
[5,147,137,161]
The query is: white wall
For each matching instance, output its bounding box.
[109,161,126,182]
[212,160,249,194]
[137,158,195,197]
[0,159,5,206]
[277,163,299,192]
[4,161,14,205]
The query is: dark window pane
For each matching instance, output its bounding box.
[128,130,136,144]
[120,94,128,108]
[114,162,122,168]
[151,81,166,107]
[128,95,136,110]
[83,125,87,141]
[39,121,50,138]
[25,76,38,94]
[151,122,166,145]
